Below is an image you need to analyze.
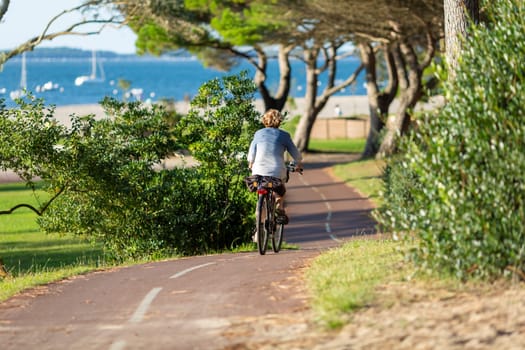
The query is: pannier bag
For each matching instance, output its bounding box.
[244,175,282,192]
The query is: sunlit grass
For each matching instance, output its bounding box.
[332,158,385,207]
[0,182,108,301]
[309,138,366,154]
[306,238,411,328]
[305,155,394,328]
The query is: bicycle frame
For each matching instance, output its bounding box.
[252,162,301,255]
[254,177,278,255]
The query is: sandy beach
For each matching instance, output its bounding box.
[50,96,373,126]
[50,95,443,126]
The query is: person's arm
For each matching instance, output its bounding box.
[284,132,303,170]
[247,137,257,169]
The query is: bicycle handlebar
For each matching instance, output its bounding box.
[286,162,303,175]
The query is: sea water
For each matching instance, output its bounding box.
[0,56,366,108]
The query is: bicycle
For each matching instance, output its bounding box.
[246,162,303,255]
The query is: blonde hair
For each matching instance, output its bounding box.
[262,109,283,128]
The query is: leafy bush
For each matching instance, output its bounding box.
[0,98,66,183]
[172,71,261,253]
[374,153,421,235]
[376,0,525,279]
[1,72,260,261]
[33,98,180,259]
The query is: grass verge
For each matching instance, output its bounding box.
[306,238,411,328]
[331,158,385,207]
[302,147,398,328]
[309,138,366,154]
[305,150,521,331]
[0,183,110,301]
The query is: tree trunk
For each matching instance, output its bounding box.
[375,21,438,158]
[361,43,398,158]
[0,258,7,278]
[255,45,292,112]
[293,42,365,152]
[444,0,479,76]
[293,49,319,152]
[377,42,422,157]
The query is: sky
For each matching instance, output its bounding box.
[0,0,138,54]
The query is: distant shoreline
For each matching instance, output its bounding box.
[53,95,443,126]
[52,96,373,126]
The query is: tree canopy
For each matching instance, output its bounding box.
[116,1,446,153]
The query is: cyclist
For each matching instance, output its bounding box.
[247,109,303,225]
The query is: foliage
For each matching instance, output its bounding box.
[279,114,300,136]
[0,98,65,184]
[375,0,525,279]
[1,73,260,260]
[1,96,179,259]
[373,152,421,235]
[173,71,261,250]
[202,1,289,46]
[129,0,288,69]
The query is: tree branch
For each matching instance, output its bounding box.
[0,1,124,67]
[0,0,9,22]
[0,186,65,216]
[320,63,365,98]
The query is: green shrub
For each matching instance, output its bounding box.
[1,72,260,261]
[32,98,181,260]
[373,152,421,235]
[172,71,261,254]
[376,0,525,279]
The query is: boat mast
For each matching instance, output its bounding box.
[90,50,97,79]
[20,52,27,89]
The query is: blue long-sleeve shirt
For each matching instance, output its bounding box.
[247,127,302,179]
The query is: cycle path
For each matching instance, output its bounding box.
[0,153,377,349]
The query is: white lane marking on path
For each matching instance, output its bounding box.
[330,234,342,242]
[108,340,127,350]
[129,287,163,324]
[99,324,124,330]
[107,263,216,350]
[300,176,310,187]
[300,175,339,242]
[170,262,216,279]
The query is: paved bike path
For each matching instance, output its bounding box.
[0,153,377,349]
[285,153,377,249]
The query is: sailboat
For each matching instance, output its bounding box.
[74,50,105,86]
[9,52,27,100]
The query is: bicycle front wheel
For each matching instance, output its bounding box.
[256,194,269,255]
[272,223,284,253]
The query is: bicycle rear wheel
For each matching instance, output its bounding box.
[272,223,284,253]
[256,194,269,255]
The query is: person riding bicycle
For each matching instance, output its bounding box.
[247,109,303,224]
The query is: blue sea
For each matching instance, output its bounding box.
[0,55,366,108]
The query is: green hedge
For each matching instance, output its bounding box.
[376,0,525,279]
